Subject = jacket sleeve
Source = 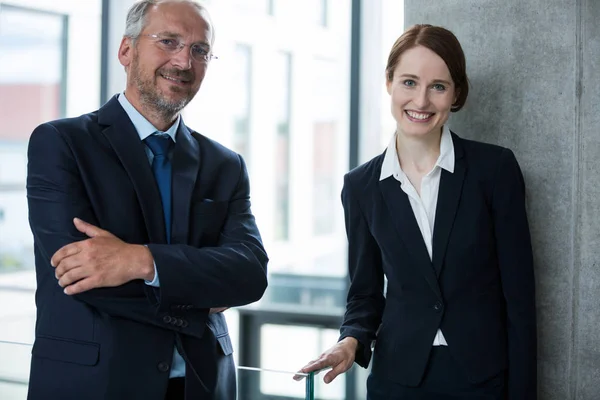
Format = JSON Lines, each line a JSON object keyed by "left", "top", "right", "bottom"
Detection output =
{"left": 492, "top": 148, "right": 537, "bottom": 399}
{"left": 26, "top": 122, "right": 207, "bottom": 339}
{"left": 338, "top": 173, "right": 386, "bottom": 368}
{"left": 147, "top": 154, "right": 269, "bottom": 312}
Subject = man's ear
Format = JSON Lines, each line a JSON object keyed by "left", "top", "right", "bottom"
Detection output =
{"left": 118, "top": 37, "right": 134, "bottom": 68}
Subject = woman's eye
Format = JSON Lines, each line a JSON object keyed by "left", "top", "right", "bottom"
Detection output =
{"left": 403, "top": 79, "right": 416, "bottom": 87}
{"left": 432, "top": 83, "right": 446, "bottom": 91}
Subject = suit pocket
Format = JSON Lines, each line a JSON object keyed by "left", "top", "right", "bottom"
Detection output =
{"left": 190, "top": 201, "right": 228, "bottom": 244}
{"left": 192, "top": 200, "right": 227, "bottom": 215}
{"left": 207, "top": 314, "right": 233, "bottom": 355}
{"left": 32, "top": 335, "right": 99, "bottom": 366}
{"left": 216, "top": 334, "right": 234, "bottom": 356}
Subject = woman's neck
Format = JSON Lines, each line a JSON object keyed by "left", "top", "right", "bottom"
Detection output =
{"left": 395, "top": 128, "right": 442, "bottom": 174}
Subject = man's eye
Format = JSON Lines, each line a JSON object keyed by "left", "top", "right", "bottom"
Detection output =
{"left": 159, "top": 39, "right": 177, "bottom": 47}
{"left": 192, "top": 46, "right": 209, "bottom": 56}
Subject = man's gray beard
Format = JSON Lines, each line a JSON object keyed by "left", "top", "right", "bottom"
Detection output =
{"left": 140, "top": 88, "right": 189, "bottom": 122}
{"left": 131, "top": 62, "right": 191, "bottom": 122}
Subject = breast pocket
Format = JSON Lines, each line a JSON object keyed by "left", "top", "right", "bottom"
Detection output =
{"left": 190, "top": 200, "right": 228, "bottom": 245}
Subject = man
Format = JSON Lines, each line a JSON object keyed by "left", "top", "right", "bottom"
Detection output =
{"left": 26, "top": 1, "right": 268, "bottom": 399}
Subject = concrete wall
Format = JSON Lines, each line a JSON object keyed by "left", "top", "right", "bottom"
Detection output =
{"left": 403, "top": 1, "right": 599, "bottom": 399}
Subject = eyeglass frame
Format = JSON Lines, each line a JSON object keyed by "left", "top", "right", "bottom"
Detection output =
{"left": 136, "top": 33, "right": 218, "bottom": 63}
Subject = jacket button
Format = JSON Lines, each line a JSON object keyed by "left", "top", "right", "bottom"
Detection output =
{"left": 433, "top": 302, "right": 443, "bottom": 312}
{"left": 181, "top": 320, "right": 189, "bottom": 328}
{"left": 185, "top": 305, "right": 193, "bottom": 310}
{"left": 175, "top": 319, "right": 184, "bottom": 327}
{"left": 157, "top": 362, "right": 170, "bottom": 372}
{"left": 163, "top": 315, "right": 172, "bottom": 324}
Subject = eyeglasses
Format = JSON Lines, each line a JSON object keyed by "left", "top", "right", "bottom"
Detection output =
{"left": 138, "top": 33, "right": 218, "bottom": 63}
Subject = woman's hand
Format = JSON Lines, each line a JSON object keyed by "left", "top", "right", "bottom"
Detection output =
{"left": 293, "top": 337, "right": 358, "bottom": 383}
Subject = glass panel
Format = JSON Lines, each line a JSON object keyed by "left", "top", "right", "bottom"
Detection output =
{"left": 260, "top": 324, "right": 345, "bottom": 399}
{"left": 237, "top": 366, "right": 315, "bottom": 400}
{"left": 0, "top": 5, "right": 64, "bottom": 279}
{"left": 0, "top": 6, "right": 64, "bottom": 136}
{"left": 232, "top": 43, "right": 252, "bottom": 162}
{"left": 379, "top": 0, "right": 406, "bottom": 149}
{"left": 272, "top": 0, "right": 328, "bottom": 26}
{"left": 0, "top": 0, "right": 102, "bottom": 348}
{"left": 186, "top": 0, "right": 351, "bottom": 314}
{"left": 312, "top": 59, "right": 338, "bottom": 236}
{"left": 0, "top": 340, "right": 31, "bottom": 400}
{"left": 0, "top": 340, "right": 317, "bottom": 400}
{"left": 273, "top": 51, "right": 292, "bottom": 241}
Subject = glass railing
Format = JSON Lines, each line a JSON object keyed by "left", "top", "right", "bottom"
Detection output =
{"left": 0, "top": 340, "right": 317, "bottom": 400}
{"left": 237, "top": 366, "right": 315, "bottom": 400}
{"left": 0, "top": 340, "right": 30, "bottom": 400}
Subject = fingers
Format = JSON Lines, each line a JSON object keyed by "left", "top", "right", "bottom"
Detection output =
{"left": 51, "top": 243, "right": 82, "bottom": 269}
{"left": 63, "top": 276, "right": 99, "bottom": 295}
{"left": 293, "top": 356, "right": 332, "bottom": 381}
{"left": 323, "top": 361, "right": 350, "bottom": 384}
{"left": 293, "top": 364, "right": 330, "bottom": 381}
{"left": 73, "top": 217, "right": 111, "bottom": 238}
{"left": 58, "top": 265, "right": 90, "bottom": 288}
{"left": 301, "top": 358, "right": 330, "bottom": 374}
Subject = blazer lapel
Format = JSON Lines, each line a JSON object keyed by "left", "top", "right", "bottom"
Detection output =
{"left": 170, "top": 122, "right": 200, "bottom": 245}
{"left": 98, "top": 96, "right": 167, "bottom": 243}
{"left": 379, "top": 177, "right": 442, "bottom": 300}
{"left": 431, "top": 133, "right": 466, "bottom": 277}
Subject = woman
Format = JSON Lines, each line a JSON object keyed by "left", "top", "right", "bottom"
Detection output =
{"left": 296, "top": 24, "right": 537, "bottom": 399}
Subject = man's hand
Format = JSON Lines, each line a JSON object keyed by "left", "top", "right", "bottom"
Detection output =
{"left": 293, "top": 337, "right": 358, "bottom": 383}
{"left": 52, "top": 218, "right": 155, "bottom": 295}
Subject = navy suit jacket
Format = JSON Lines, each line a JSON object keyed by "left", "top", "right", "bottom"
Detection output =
{"left": 339, "top": 133, "right": 537, "bottom": 399}
{"left": 26, "top": 95, "right": 268, "bottom": 400}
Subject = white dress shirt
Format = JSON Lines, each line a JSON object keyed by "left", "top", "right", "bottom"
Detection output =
{"left": 379, "top": 125, "right": 455, "bottom": 346}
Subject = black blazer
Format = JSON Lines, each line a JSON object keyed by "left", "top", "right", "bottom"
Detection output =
{"left": 26, "top": 95, "right": 268, "bottom": 400}
{"left": 339, "top": 132, "right": 536, "bottom": 399}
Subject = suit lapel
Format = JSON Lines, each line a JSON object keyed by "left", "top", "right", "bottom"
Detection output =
{"left": 170, "top": 123, "right": 200, "bottom": 245}
{"left": 98, "top": 96, "right": 167, "bottom": 243}
{"left": 379, "top": 177, "right": 442, "bottom": 300}
{"left": 431, "top": 133, "right": 466, "bottom": 277}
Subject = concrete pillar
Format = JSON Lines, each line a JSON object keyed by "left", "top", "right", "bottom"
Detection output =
{"left": 403, "top": 1, "right": 599, "bottom": 399}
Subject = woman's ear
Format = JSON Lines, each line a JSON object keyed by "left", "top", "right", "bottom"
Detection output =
{"left": 386, "top": 73, "right": 393, "bottom": 95}
{"left": 452, "top": 89, "right": 461, "bottom": 107}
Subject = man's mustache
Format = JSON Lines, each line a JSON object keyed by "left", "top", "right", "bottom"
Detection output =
{"left": 158, "top": 69, "right": 194, "bottom": 82}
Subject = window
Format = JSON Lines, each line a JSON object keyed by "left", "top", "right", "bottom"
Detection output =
{"left": 0, "top": 4, "right": 66, "bottom": 276}
{"left": 274, "top": 51, "right": 292, "bottom": 240}
{"left": 312, "top": 58, "right": 338, "bottom": 235}
{"left": 271, "top": 0, "right": 329, "bottom": 26}
{"left": 231, "top": 43, "right": 252, "bottom": 162}
{"left": 0, "top": 1, "right": 102, "bottom": 395}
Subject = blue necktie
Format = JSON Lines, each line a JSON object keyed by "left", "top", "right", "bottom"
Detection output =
{"left": 145, "top": 134, "right": 173, "bottom": 243}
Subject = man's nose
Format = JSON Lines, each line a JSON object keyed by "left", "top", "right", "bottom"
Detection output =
{"left": 170, "top": 46, "right": 193, "bottom": 70}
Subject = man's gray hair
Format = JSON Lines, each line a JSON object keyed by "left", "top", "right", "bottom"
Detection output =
{"left": 124, "top": 0, "right": 213, "bottom": 43}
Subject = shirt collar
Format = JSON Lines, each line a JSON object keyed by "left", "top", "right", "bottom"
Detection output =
{"left": 379, "top": 125, "right": 455, "bottom": 181}
{"left": 118, "top": 92, "right": 179, "bottom": 142}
